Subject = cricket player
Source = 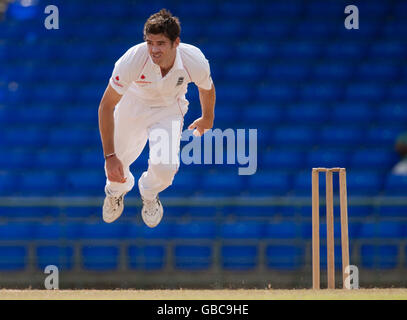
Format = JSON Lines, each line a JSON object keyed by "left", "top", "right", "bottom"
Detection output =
{"left": 98, "top": 9, "right": 216, "bottom": 227}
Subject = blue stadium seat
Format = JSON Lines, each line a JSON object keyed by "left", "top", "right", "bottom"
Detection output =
{"left": 0, "top": 223, "right": 35, "bottom": 240}
{"left": 0, "top": 171, "right": 20, "bottom": 195}
{"left": 213, "top": 104, "right": 241, "bottom": 123}
{"left": 325, "top": 43, "right": 366, "bottom": 59}
{"left": 206, "top": 21, "right": 247, "bottom": 39}
{"left": 0, "top": 206, "right": 60, "bottom": 219}
{"left": 223, "top": 62, "right": 264, "bottom": 80}
{"left": 173, "top": 221, "right": 217, "bottom": 239}
{"left": 47, "top": 127, "right": 99, "bottom": 148}
{"left": 384, "top": 174, "right": 407, "bottom": 196}
{"left": 304, "top": 0, "right": 343, "bottom": 16}
{"left": 160, "top": 206, "right": 188, "bottom": 218}
{"left": 128, "top": 246, "right": 166, "bottom": 270}
{"left": 346, "top": 84, "right": 385, "bottom": 102}
{"left": 33, "top": 84, "right": 73, "bottom": 103}
{"left": 61, "top": 106, "right": 98, "bottom": 125}
{"left": 81, "top": 150, "right": 104, "bottom": 168}
{"left": 266, "top": 245, "right": 304, "bottom": 270}
{"left": 286, "top": 103, "right": 328, "bottom": 124}
{"left": 80, "top": 222, "right": 128, "bottom": 240}
{"left": 358, "top": 63, "right": 398, "bottom": 81}
{"left": 350, "top": 149, "right": 398, "bottom": 170}
{"left": 267, "top": 64, "right": 309, "bottom": 81}
{"left": 237, "top": 42, "right": 274, "bottom": 60}
{"left": 257, "top": 84, "right": 297, "bottom": 103}
{"left": 225, "top": 206, "right": 280, "bottom": 218}
{"left": 221, "top": 221, "right": 264, "bottom": 239}
{"left": 20, "top": 171, "right": 62, "bottom": 195}
{"left": 358, "top": 222, "right": 404, "bottom": 239}
{"left": 34, "top": 222, "right": 70, "bottom": 240}
{"left": 346, "top": 172, "right": 384, "bottom": 196}
{"left": 219, "top": 1, "right": 257, "bottom": 17}
{"left": 361, "top": 245, "right": 399, "bottom": 269}
{"left": 377, "top": 104, "right": 407, "bottom": 123}
{"left": 0, "top": 127, "right": 47, "bottom": 148}
{"left": 201, "top": 172, "right": 244, "bottom": 196}
{"left": 313, "top": 63, "right": 353, "bottom": 81}
{"left": 247, "top": 171, "right": 292, "bottom": 196}
{"left": 263, "top": 2, "right": 301, "bottom": 17}
{"left": 35, "top": 150, "right": 77, "bottom": 170}
{"left": 82, "top": 246, "right": 119, "bottom": 271}
{"left": 184, "top": 206, "right": 218, "bottom": 218}
{"left": 241, "top": 105, "right": 283, "bottom": 125}
{"left": 13, "top": 105, "right": 60, "bottom": 124}
{"left": 174, "top": 245, "right": 212, "bottom": 270}
{"left": 292, "top": 171, "right": 316, "bottom": 196}
{"left": 215, "top": 84, "right": 252, "bottom": 103}
{"left": 330, "top": 103, "right": 374, "bottom": 124}
{"left": 279, "top": 42, "right": 321, "bottom": 59}
{"left": 319, "top": 127, "right": 365, "bottom": 147}
{"left": 0, "top": 246, "right": 27, "bottom": 271}
{"left": 347, "top": 205, "right": 375, "bottom": 218}
{"left": 378, "top": 206, "right": 407, "bottom": 217}
{"left": 202, "top": 44, "right": 234, "bottom": 61}
{"left": 0, "top": 148, "right": 34, "bottom": 170}
{"left": 389, "top": 84, "right": 407, "bottom": 101}
{"left": 63, "top": 206, "right": 100, "bottom": 218}
{"left": 261, "top": 150, "right": 305, "bottom": 171}
{"left": 36, "top": 246, "right": 74, "bottom": 270}
{"left": 272, "top": 126, "right": 316, "bottom": 147}
{"left": 306, "top": 150, "right": 349, "bottom": 168}
{"left": 221, "top": 245, "right": 258, "bottom": 270}
{"left": 264, "top": 222, "right": 301, "bottom": 239}
{"left": 176, "top": 3, "right": 216, "bottom": 19}
{"left": 132, "top": 222, "right": 173, "bottom": 239}
{"left": 294, "top": 21, "right": 335, "bottom": 39}
{"left": 64, "top": 170, "right": 105, "bottom": 195}
{"left": 365, "top": 126, "right": 405, "bottom": 147}
{"left": 370, "top": 41, "right": 406, "bottom": 59}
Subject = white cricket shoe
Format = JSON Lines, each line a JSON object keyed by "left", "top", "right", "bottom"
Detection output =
{"left": 141, "top": 195, "right": 163, "bottom": 228}
{"left": 103, "top": 187, "right": 126, "bottom": 223}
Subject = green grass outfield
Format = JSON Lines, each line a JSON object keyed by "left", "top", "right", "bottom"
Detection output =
{"left": 0, "top": 288, "right": 406, "bottom": 300}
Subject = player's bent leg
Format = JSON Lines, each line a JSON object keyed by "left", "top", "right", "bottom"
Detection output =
{"left": 102, "top": 167, "right": 135, "bottom": 223}
{"left": 138, "top": 162, "right": 178, "bottom": 227}
{"left": 103, "top": 186, "right": 127, "bottom": 223}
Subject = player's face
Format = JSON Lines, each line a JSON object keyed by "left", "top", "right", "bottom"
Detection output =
{"left": 145, "top": 33, "right": 179, "bottom": 67}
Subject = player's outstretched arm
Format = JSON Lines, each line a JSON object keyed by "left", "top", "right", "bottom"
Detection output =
{"left": 98, "top": 84, "right": 126, "bottom": 183}
{"left": 188, "top": 84, "right": 216, "bottom": 137}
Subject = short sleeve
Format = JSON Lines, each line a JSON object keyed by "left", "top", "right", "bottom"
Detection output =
{"left": 182, "top": 45, "right": 213, "bottom": 91}
{"left": 109, "top": 47, "right": 138, "bottom": 95}
{"left": 193, "top": 57, "right": 213, "bottom": 90}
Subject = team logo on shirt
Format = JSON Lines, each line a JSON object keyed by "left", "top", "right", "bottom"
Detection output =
{"left": 135, "top": 74, "right": 152, "bottom": 86}
{"left": 176, "top": 77, "right": 184, "bottom": 86}
{"left": 112, "top": 75, "right": 123, "bottom": 87}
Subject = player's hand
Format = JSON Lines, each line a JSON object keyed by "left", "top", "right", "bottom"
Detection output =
{"left": 106, "top": 155, "right": 127, "bottom": 183}
{"left": 188, "top": 116, "right": 213, "bottom": 137}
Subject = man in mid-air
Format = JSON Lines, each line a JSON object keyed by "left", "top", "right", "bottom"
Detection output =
{"left": 98, "top": 9, "right": 216, "bottom": 227}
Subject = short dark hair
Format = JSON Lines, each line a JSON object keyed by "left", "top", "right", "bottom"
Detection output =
{"left": 143, "top": 9, "right": 181, "bottom": 42}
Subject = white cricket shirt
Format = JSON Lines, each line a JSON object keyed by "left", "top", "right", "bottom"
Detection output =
{"left": 109, "top": 42, "right": 213, "bottom": 108}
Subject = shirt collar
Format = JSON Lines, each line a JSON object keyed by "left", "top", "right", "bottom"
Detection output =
{"left": 172, "top": 47, "right": 184, "bottom": 70}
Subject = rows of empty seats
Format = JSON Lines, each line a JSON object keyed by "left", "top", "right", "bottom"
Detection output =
{"left": 0, "top": 243, "right": 405, "bottom": 271}
{"left": 1, "top": 0, "right": 407, "bottom": 275}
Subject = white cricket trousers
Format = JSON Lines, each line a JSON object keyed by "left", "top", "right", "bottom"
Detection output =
{"left": 104, "top": 91, "right": 186, "bottom": 200}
